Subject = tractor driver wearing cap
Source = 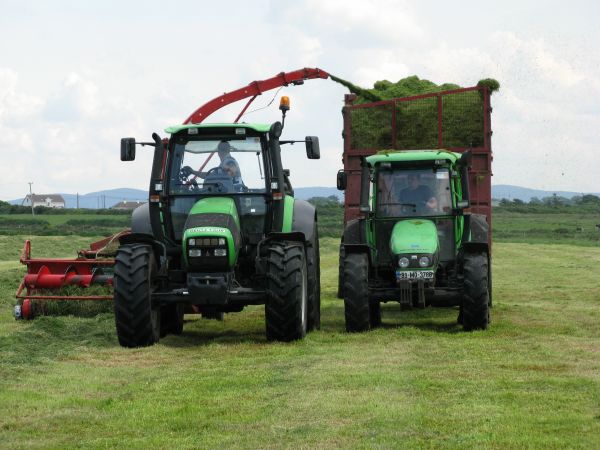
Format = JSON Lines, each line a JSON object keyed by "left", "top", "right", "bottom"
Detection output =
{"left": 182, "top": 141, "right": 244, "bottom": 189}
{"left": 399, "top": 173, "right": 438, "bottom": 212}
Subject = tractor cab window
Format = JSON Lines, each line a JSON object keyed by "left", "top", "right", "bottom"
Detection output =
{"left": 170, "top": 137, "right": 267, "bottom": 194}
{"left": 376, "top": 167, "right": 452, "bottom": 218}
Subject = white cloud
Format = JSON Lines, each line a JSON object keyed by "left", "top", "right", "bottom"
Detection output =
{"left": 42, "top": 72, "right": 102, "bottom": 121}
{"left": 0, "top": 68, "right": 43, "bottom": 121}
{"left": 304, "top": 0, "right": 423, "bottom": 43}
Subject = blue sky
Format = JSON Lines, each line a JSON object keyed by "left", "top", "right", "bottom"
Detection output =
{"left": 1, "top": 0, "right": 598, "bottom": 200}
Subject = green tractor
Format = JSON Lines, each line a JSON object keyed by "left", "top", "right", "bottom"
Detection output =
{"left": 337, "top": 149, "right": 491, "bottom": 332}
{"left": 116, "top": 101, "right": 321, "bottom": 347}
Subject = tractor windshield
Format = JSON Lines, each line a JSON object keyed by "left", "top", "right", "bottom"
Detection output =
{"left": 169, "top": 137, "right": 266, "bottom": 194}
{"left": 376, "top": 167, "right": 453, "bottom": 218}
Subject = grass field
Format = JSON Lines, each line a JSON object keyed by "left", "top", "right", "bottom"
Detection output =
{"left": 0, "top": 214, "right": 129, "bottom": 236}
{"left": 493, "top": 210, "right": 600, "bottom": 246}
{"left": 0, "top": 235, "right": 599, "bottom": 448}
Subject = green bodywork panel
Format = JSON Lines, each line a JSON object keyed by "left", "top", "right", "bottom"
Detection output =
{"left": 390, "top": 220, "right": 439, "bottom": 255}
{"left": 182, "top": 197, "right": 240, "bottom": 267}
{"left": 165, "top": 123, "right": 271, "bottom": 134}
{"left": 282, "top": 196, "right": 294, "bottom": 232}
{"left": 366, "top": 149, "right": 460, "bottom": 166}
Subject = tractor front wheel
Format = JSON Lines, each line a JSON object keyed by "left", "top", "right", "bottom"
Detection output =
{"left": 462, "top": 252, "right": 490, "bottom": 331}
{"left": 343, "top": 252, "right": 370, "bottom": 332}
{"left": 114, "top": 244, "right": 161, "bottom": 347}
{"left": 265, "top": 242, "right": 309, "bottom": 341}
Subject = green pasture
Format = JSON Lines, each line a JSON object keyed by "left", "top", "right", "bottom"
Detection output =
{"left": 494, "top": 210, "right": 600, "bottom": 246}
{"left": 0, "top": 214, "right": 129, "bottom": 236}
{"left": 0, "top": 234, "right": 599, "bottom": 448}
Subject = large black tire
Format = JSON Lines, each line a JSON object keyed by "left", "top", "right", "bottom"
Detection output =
{"left": 306, "top": 226, "right": 321, "bottom": 331}
{"left": 462, "top": 252, "right": 490, "bottom": 331}
{"left": 265, "top": 242, "right": 309, "bottom": 341}
{"left": 114, "top": 244, "right": 160, "bottom": 347}
{"left": 343, "top": 253, "right": 370, "bottom": 332}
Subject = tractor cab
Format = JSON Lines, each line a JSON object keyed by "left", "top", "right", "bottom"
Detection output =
{"left": 367, "top": 151, "right": 466, "bottom": 280}
{"left": 164, "top": 124, "right": 272, "bottom": 246}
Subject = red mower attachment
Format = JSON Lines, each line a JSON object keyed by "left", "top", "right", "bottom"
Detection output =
{"left": 14, "top": 232, "right": 129, "bottom": 319}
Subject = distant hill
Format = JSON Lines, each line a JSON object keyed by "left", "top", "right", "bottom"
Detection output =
{"left": 9, "top": 187, "right": 344, "bottom": 208}
{"left": 8, "top": 185, "right": 598, "bottom": 208}
{"left": 9, "top": 188, "right": 148, "bottom": 209}
{"left": 491, "top": 185, "right": 600, "bottom": 202}
{"left": 294, "top": 187, "right": 343, "bottom": 201}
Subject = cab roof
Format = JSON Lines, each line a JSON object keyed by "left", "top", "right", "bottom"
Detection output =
{"left": 164, "top": 123, "right": 271, "bottom": 134}
{"left": 366, "top": 149, "right": 461, "bottom": 166}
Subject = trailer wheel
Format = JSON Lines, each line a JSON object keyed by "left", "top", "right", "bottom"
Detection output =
{"left": 306, "top": 225, "right": 321, "bottom": 331}
{"left": 462, "top": 252, "right": 490, "bottom": 331}
{"left": 114, "top": 244, "right": 160, "bottom": 347}
{"left": 343, "top": 252, "right": 370, "bottom": 332}
{"left": 265, "top": 242, "right": 308, "bottom": 341}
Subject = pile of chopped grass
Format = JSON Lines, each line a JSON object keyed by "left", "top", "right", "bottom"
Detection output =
{"left": 331, "top": 74, "right": 500, "bottom": 150}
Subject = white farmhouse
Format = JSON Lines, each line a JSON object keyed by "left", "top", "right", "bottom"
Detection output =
{"left": 22, "top": 194, "right": 66, "bottom": 208}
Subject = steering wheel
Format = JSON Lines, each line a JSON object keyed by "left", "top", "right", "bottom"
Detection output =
{"left": 179, "top": 167, "right": 198, "bottom": 190}
{"left": 205, "top": 167, "right": 222, "bottom": 177}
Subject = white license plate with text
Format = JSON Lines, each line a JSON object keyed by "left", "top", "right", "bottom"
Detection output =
{"left": 396, "top": 270, "right": 434, "bottom": 280}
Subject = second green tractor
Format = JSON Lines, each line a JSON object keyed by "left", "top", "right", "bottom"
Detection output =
{"left": 337, "top": 149, "right": 491, "bottom": 332}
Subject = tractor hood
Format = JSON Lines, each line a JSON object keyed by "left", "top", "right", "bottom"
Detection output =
{"left": 182, "top": 197, "right": 241, "bottom": 270}
{"left": 390, "top": 219, "right": 439, "bottom": 255}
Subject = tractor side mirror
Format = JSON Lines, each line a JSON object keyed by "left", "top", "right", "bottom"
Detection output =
{"left": 305, "top": 136, "right": 320, "bottom": 159}
{"left": 121, "top": 138, "right": 136, "bottom": 161}
{"left": 337, "top": 170, "right": 347, "bottom": 190}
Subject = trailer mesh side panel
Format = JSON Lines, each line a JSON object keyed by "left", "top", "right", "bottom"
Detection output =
{"left": 395, "top": 97, "right": 438, "bottom": 149}
{"left": 442, "top": 90, "right": 484, "bottom": 148}
{"left": 349, "top": 105, "right": 393, "bottom": 150}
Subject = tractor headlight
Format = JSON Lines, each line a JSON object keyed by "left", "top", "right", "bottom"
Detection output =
{"left": 187, "top": 236, "right": 228, "bottom": 257}
{"left": 398, "top": 257, "right": 410, "bottom": 268}
{"left": 418, "top": 256, "right": 430, "bottom": 267}
{"left": 214, "top": 248, "right": 227, "bottom": 257}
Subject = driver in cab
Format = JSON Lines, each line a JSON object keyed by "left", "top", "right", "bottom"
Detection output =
{"left": 182, "top": 141, "right": 244, "bottom": 190}
{"left": 399, "top": 173, "right": 438, "bottom": 212}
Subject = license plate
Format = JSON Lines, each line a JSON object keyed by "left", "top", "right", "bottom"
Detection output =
{"left": 396, "top": 270, "right": 434, "bottom": 280}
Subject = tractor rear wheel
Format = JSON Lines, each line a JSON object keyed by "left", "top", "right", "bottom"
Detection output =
{"left": 343, "top": 252, "right": 370, "bottom": 332}
{"left": 462, "top": 252, "right": 490, "bottom": 331}
{"left": 114, "top": 244, "right": 160, "bottom": 347}
{"left": 307, "top": 226, "right": 321, "bottom": 331}
{"left": 265, "top": 242, "right": 308, "bottom": 341}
